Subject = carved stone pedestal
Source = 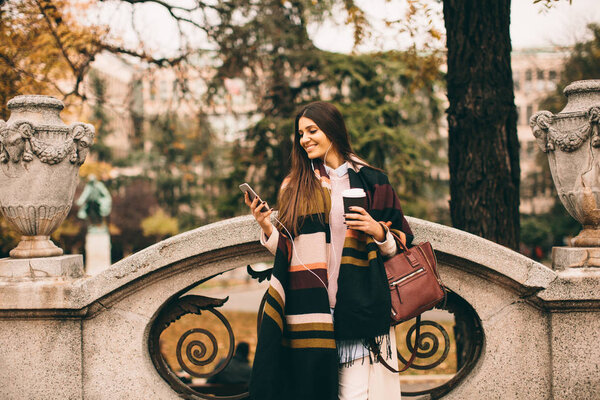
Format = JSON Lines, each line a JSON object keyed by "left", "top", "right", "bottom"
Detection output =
{"left": 552, "top": 246, "right": 600, "bottom": 270}
{"left": 0, "top": 255, "right": 84, "bottom": 280}
{"left": 9, "top": 235, "right": 63, "bottom": 258}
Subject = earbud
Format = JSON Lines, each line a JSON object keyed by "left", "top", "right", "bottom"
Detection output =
{"left": 324, "top": 143, "right": 333, "bottom": 168}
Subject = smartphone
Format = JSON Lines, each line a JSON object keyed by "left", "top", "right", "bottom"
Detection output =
{"left": 239, "top": 183, "right": 269, "bottom": 212}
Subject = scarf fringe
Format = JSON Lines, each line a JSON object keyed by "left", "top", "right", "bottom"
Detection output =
{"left": 338, "top": 332, "right": 392, "bottom": 368}
{"left": 363, "top": 332, "right": 393, "bottom": 363}
{"left": 337, "top": 339, "right": 364, "bottom": 367}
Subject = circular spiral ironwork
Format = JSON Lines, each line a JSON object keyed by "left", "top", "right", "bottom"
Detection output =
{"left": 397, "top": 320, "right": 451, "bottom": 370}
{"left": 149, "top": 279, "right": 484, "bottom": 400}
{"left": 149, "top": 294, "right": 249, "bottom": 399}
{"left": 176, "top": 328, "right": 219, "bottom": 374}
{"left": 175, "top": 308, "right": 236, "bottom": 379}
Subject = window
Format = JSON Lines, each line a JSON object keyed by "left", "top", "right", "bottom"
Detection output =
{"left": 525, "top": 69, "right": 532, "bottom": 81}
{"left": 537, "top": 69, "right": 544, "bottom": 80}
{"left": 160, "top": 80, "right": 168, "bottom": 101}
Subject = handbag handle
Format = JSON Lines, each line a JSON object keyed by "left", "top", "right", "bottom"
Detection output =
{"left": 370, "top": 315, "right": 421, "bottom": 373}
{"left": 386, "top": 227, "right": 410, "bottom": 253}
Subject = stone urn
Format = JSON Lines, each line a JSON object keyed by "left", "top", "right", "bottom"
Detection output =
{"left": 530, "top": 80, "right": 600, "bottom": 247}
{"left": 0, "top": 95, "right": 94, "bottom": 258}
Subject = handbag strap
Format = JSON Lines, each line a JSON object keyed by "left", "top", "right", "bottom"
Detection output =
{"left": 370, "top": 315, "right": 421, "bottom": 374}
{"left": 387, "top": 227, "right": 410, "bottom": 253}
{"left": 375, "top": 226, "right": 444, "bottom": 372}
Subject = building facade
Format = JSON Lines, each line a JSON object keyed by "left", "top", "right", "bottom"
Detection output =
{"left": 512, "top": 48, "right": 568, "bottom": 214}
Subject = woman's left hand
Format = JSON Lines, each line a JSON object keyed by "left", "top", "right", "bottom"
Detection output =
{"left": 345, "top": 206, "right": 386, "bottom": 241}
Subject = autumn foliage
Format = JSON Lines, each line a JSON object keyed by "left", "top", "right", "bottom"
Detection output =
{"left": 0, "top": 0, "right": 109, "bottom": 116}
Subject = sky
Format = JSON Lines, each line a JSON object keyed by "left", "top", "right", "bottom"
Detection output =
{"left": 309, "top": 0, "right": 600, "bottom": 53}
{"left": 510, "top": 0, "right": 600, "bottom": 49}
{"left": 96, "top": 0, "right": 600, "bottom": 57}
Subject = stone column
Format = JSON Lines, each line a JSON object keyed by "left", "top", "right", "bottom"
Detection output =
{"left": 531, "top": 81, "right": 600, "bottom": 397}
{"left": 0, "top": 95, "right": 93, "bottom": 399}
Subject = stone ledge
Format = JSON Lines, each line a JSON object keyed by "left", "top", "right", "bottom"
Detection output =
{"left": 0, "top": 216, "right": 560, "bottom": 311}
{"left": 0, "top": 278, "right": 85, "bottom": 310}
{"left": 537, "top": 267, "right": 600, "bottom": 307}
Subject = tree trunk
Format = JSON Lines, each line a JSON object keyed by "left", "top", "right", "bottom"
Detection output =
{"left": 443, "top": 0, "right": 520, "bottom": 249}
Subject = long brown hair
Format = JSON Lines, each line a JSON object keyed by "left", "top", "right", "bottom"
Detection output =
{"left": 277, "top": 101, "right": 370, "bottom": 235}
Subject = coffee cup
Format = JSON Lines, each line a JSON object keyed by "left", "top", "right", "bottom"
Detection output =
{"left": 342, "top": 188, "right": 367, "bottom": 215}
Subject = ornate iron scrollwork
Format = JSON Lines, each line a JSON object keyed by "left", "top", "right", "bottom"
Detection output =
{"left": 149, "top": 294, "right": 249, "bottom": 400}
{"left": 151, "top": 286, "right": 482, "bottom": 399}
{"left": 399, "top": 290, "right": 484, "bottom": 398}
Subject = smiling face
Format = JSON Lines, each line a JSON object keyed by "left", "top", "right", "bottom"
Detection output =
{"left": 298, "top": 116, "right": 335, "bottom": 160}
{"left": 280, "top": 102, "right": 353, "bottom": 234}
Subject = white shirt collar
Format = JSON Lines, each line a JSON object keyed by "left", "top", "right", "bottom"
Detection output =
{"left": 324, "top": 161, "right": 349, "bottom": 178}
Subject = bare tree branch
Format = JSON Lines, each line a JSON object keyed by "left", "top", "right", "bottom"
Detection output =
{"left": 99, "top": 0, "right": 218, "bottom": 31}
{"left": 97, "top": 42, "right": 200, "bottom": 67}
{"left": 96, "top": 0, "right": 219, "bottom": 68}
{"left": 35, "top": 0, "right": 79, "bottom": 75}
{"left": 533, "top": 0, "right": 573, "bottom": 7}
{"left": 32, "top": 0, "right": 100, "bottom": 100}
{"left": 102, "top": 0, "right": 207, "bottom": 13}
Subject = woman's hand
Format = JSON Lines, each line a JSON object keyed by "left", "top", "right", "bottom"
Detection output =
{"left": 344, "top": 206, "right": 385, "bottom": 241}
{"left": 244, "top": 192, "right": 274, "bottom": 237}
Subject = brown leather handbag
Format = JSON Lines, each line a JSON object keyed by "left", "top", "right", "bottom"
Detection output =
{"left": 386, "top": 233, "right": 445, "bottom": 325}
{"left": 372, "top": 231, "right": 446, "bottom": 373}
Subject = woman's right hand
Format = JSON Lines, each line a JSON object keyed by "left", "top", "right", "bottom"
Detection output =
{"left": 244, "top": 192, "right": 274, "bottom": 237}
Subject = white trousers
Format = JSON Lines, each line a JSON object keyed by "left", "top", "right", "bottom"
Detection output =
{"left": 338, "top": 327, "right": 402, "bottom": 400}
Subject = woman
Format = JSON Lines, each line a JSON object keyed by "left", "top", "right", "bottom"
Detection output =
{"left": 245, "top": 101, "right": 413, "bottom": 400}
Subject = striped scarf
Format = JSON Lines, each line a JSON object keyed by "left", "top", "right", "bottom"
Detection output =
{"left": 249, "top": 159, "right": 413, "bottom": 400}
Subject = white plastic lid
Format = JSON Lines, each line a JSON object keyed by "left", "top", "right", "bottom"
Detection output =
{"left": 342, "top": 188, "right": 366, "bottom": 198}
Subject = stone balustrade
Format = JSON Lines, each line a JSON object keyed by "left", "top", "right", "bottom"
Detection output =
{"left": 0, "top": 215, "right": 598, "bottom": 399}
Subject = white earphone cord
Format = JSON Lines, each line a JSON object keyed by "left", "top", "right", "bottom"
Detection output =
{"left": 322, "top": 142, "right": 337, "bottom": 287}
{"left": 273, "top": 216, "right": 329, "bottom": 290}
